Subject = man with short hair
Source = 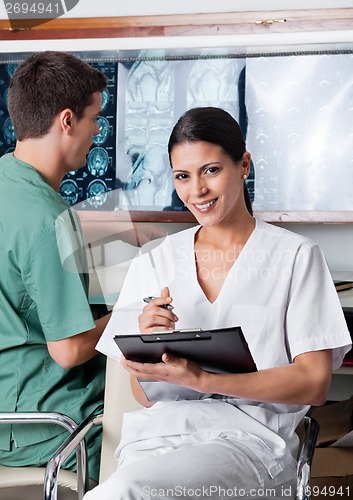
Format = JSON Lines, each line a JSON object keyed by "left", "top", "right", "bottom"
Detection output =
{"left": 0, "top": 51, "right": 111, "bottom": 481}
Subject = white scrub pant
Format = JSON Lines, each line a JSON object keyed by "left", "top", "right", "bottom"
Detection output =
{"left": 83, "top": 434, "right": 297, "bottom": 500}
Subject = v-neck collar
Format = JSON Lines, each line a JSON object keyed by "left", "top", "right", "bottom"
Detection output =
{"left": 189, "top": 220, "right": 258, "bottom": 306}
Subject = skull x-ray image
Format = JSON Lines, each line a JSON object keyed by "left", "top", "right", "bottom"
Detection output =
{"left": 59, "top": 179, "right": 80, "bottom": 206}
{"left": 87, "top": 147, "right": 109, "bottom": 177}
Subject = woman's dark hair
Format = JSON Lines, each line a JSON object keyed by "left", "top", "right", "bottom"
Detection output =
{"left": 8, "top": 51, "right": 107, "bottom": 141}
{"left": 168, "top": 107, "right": 252, "bottom": 215}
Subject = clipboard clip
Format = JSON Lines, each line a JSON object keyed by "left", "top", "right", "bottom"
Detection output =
{"left": 142, "top": 330, "right": 210, "bottom": 343}
{"left": 150, "top": 328, "right": 203, "bottom": 334}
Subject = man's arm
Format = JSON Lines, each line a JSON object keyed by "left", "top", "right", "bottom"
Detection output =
{"left": 47, "top": 313, "right": 111, "bottom": 369}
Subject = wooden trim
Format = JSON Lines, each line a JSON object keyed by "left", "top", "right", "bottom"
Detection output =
{"left": 1, "top": 8, "right": 353, "bottom": 40}
{"left": 77, "top": 210, "right": 353, "bottom": 224}
{"left": 254, "top": 211, "right": 353, "bottom": 224}
{"left": 78, "top": 210, "right": 197, "bottom": 224}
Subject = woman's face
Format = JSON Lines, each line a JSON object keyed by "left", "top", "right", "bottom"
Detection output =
{"left": 171, "top": 140, "right": 250, "bottom": 228}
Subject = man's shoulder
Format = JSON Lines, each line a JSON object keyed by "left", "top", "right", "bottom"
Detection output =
{"left": 1, "top": 155, "right": 68, "bottom": 215}
{"left": 0, "top": 155, "right": 70, "bottom": 243}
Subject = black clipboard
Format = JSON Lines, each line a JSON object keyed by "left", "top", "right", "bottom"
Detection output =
{"left": 114, "top": 326, "right": 257, "bottom": 374}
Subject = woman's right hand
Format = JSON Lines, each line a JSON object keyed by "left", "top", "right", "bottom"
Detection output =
{"left": 138, "top": 287, "right": 179, "bottom": 333}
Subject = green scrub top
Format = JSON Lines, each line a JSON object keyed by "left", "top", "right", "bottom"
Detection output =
{"left": 0, "top": 154, "right": 105, "bottom": 451}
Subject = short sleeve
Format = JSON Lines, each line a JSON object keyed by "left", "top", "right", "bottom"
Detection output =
{"left": 23, "top": 224, "right": 95, "bottom": 342}
{"left": 286, "top": 242, "right": 351, "bottom": 370}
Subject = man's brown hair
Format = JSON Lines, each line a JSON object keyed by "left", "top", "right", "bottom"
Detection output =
{"left": 8, "top": 51, "right": 107, "bottom": 141}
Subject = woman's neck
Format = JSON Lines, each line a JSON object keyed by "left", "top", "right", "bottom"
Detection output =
{"left": 195, "top": 213, "right": 255, "bottom": 250}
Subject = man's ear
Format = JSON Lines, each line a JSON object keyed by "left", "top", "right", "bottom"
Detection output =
{"left": 59, "top": 109, "right": 74, "bottom": 133}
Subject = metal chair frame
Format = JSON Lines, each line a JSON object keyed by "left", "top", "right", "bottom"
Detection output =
{"left": 296, "top": 415, "right": 320, "bottom": 500}
{"left": 44, "top": 411, "right": 319, "bottom": 500}
{"left": 0, "top": 410, "right": 92, "bottom": 500}
{"left": 44, "top": 406, "right": 103, "bottom": 500}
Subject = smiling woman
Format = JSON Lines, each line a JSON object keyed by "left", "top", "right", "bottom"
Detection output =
{"left": 90, "top": 106, "right": 351, "bottom": 500}
{"left": 169, "top": 107, "right": 253, "bottom": 227}
{"left": 168, "top": 108, "right": 255, "bottom": 302}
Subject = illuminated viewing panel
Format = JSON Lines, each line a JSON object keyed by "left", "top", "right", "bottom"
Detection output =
{"left": 1, "top": 45, "right": 353, "bottom": 218}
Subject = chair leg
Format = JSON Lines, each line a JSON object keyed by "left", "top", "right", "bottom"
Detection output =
{"left": 44, "top": 438, "right": 88, "bottom": 500}
{"left": 44, "top": 407, "right": 103, "bottom": 500}
{"left": 296, "top": 415, "right": 319, "bottom": 500}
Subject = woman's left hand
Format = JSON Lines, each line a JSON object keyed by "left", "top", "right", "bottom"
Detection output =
{"left": 122, "top": 354, "right": 205, "bottom": 390}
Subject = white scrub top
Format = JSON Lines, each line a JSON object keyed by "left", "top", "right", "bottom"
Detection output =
{"left": 97, "top": 219, "right": 351, "bottom": 478}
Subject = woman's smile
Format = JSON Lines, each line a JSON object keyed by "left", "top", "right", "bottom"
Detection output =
{"left": 193, "top": 198, "right": 218, "bottom": 212}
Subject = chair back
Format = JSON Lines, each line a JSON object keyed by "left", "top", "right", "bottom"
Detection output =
{"left": 99, "top": 357, "right": 142, "bottom": 483}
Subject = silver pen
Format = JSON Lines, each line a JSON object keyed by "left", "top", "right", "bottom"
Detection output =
{"left": 143, "top": 296, "right": 174, "bottom": 310}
